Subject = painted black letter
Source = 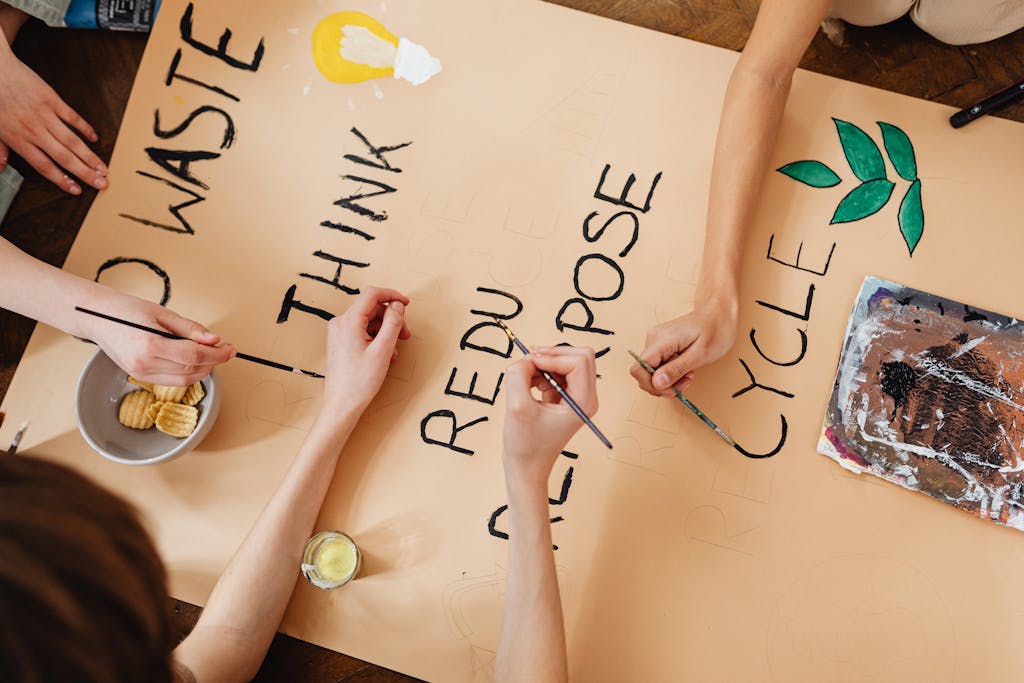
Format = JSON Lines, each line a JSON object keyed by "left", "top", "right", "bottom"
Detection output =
{"left": 94, "top": 257, "right": 171, "bottom": 306}
{"left": 420, "top": 410, "right": 488, "bottom": 456}
{"left": 594, "top": 164, "right": 662, "bottom": 213}
{"left": 179, "top": 3, "right": 264, "bottom": 71}
{"left": 277, "top": 284, "right": 334, "bottom": 323}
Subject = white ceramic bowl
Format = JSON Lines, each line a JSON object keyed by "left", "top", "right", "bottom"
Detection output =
{"left": 75, "top": 349, "right": 221, "bottom": 465}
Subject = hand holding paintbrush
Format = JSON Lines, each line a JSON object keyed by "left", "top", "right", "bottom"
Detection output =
{"left": 628, "top": 350, "right": 735, "bottom": 447}
{"left": 494, "top": 318, "right": 611, "bottom": 450}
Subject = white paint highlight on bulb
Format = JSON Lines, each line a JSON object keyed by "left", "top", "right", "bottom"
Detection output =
{"left": 394, "top": 38, "right": 442, "bottom": 85}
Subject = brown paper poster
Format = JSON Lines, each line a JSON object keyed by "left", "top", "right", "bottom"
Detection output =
{"left": 4, "top": 1, "right": 1024, "bottom": 680}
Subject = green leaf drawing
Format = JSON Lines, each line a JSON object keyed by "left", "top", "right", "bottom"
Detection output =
{"left": 878, "top": 122, "right": 917, "bottom": 181}
{"left": 776, "top": 160, "right": 842, "bottom": 188}
{"left": 830, "top": 178, "right": 895, "bottom": 224}
{"left": 833, "top": 118, "right": 886, "bottom": 182}
{"left": 898, "top": 178, "right": 924, "bottom": 255}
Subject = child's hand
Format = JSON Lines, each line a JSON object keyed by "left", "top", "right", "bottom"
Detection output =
{"left": 87, "top": 292, "right": 236, "bottom": 386}
{"left": 0, "top": 44, "right": 107, "bottom": 195}
{"left": 502, "top": 346, "right": 598, "bottom": 492}
{"left": 630, "top": 301, "right": 737, "bottom": 397}
{"left": 322, "top": 287, "right": 411, "bottom": 416}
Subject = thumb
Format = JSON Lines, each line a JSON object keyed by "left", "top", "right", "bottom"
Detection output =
{"left": 370, "top": 301, "right": 406, "bottom": 355}
{"left": 652, "top": 349, "right": 700, "bottom": 391}
{"left": 156, "top": 309, "right": 221, "bottom": 346}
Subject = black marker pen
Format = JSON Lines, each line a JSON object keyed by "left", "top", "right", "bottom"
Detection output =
{"left": 950, "top": 78, "right": 1024, "bottom": 129}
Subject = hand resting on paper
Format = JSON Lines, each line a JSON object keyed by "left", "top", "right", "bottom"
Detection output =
{"left": 495, "top": 345, "right": 599, "bottom": 683}
{"left": 630, "top": 296, "right": 737, "bottom": 398}
{"left": 320, "top": 286, "right": 412, "bottom": 419}
{"left": 0, "top": 6, "right": 108, "bottom": 195}
{"left": 0, "top": 237, "right": 234, "bottom": 385}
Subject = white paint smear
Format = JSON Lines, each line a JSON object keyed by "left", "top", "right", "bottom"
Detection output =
{"left": 394, "top": 37, "right": 442, "bottom": 85}
{"left": 949, "top": 335, "right": 986, "bottom": 359}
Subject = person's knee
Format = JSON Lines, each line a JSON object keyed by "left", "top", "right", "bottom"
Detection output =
{"left": 828, "top": 0, "right": 915, "bottom": 28}
{"left": 910, "top": 1, "right": 1024, "bottom": 45}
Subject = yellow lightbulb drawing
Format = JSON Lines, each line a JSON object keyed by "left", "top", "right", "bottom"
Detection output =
{"left": 312, "top": 11, "right": 442, "bottom": 86}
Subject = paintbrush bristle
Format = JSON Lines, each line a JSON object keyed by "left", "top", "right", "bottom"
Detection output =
{"left": 492, "top": 317, "right": 515, "bottom": 339}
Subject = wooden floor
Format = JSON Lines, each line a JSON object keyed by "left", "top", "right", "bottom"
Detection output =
{"left": 1, "top": 2, "right": 1022, "bottom": 681}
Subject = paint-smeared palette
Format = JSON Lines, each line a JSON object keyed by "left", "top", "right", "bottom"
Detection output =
{"left": 820, "top": 277, "right": 1024, "bottom": 530}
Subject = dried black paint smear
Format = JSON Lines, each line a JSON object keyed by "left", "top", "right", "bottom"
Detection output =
{"left": 880, "top": 361, "right": 917, "bottom": 416}
{"left": 963, "top": 305, "right": 988, "bottom": 323}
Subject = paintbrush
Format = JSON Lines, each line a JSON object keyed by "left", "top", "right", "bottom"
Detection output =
{"left": 75, "top": 306, "right": 325, "bottom": 379}
{"left": 628, "top": 350, "right": 735, "bottom": 447}
{"left": 492, "top": 318, "right": 612, "bottom": 450}
{"left": 7, "top": 419, "right": 29, "bottom": 456}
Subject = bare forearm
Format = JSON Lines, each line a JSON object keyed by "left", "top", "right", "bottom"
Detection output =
{"left": 177, "top": 410, "right": 362, "bottom": 682}
{"left": 696, "top": 0, "right": 830, "bottom": 306}
{"left": 698, "top": 62, "right": 791, "bottom": 305}
{"left": 0, "top": 237, "right": 112, "bottom": 338}
{"left": 495, "top": 481, "right": 568, "bottom": 683}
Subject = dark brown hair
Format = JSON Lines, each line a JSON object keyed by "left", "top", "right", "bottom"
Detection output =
{"left": 0, "top": 455, "right": 174, "bottom": 683}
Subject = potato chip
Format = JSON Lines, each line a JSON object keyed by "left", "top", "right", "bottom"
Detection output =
{"left": 127, "top": 376, "right": 154, "bottom": 392}
{"left": 145, "top": 401, "right": 165, "bottom": 423}
{"left": 152, "top": 384, "right": 188, "bottom": 403}
{"left": 118, "top": 390, "right": 157, "bottom": 430}
{"left": 182, "top": 381, "right": 205, "bottom": 407}
{"left": 154, "top": 403, "right": 199, "bottom": 438}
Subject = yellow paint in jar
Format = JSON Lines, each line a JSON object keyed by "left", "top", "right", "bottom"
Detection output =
{"left": 301, "top": 531, "right": 361, "bottom": 589}
{"left": 317, "top": 539, "right": 357, "bottom": 580}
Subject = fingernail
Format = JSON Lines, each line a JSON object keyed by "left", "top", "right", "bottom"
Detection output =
{"left": 94, "top": 176, "right": 108, "bottom": 189}
{"left": 391, "top": 301, "right": 405, "bottom": 314}
{"left": 68, "top": 183, "right": 81, "bottom": 195}
{"left": 96, "top": 163, "right": 107, "bottom": 174}
{"left": 655, "top": 372, "right": 670, "bottom": 389}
